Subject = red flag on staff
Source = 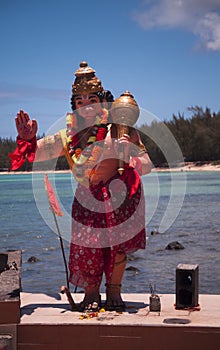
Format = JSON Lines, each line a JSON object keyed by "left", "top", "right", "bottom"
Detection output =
{"left": 44, "top": 174, "right": 63, "bottom": 216}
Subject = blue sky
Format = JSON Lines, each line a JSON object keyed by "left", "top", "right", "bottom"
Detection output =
{"left": 1, "top": 0, "right": 220, "bottom": 138}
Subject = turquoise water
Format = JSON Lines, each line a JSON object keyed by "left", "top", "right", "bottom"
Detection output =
{"left": 0, "top": 171, "right": 219, "bottom": 295}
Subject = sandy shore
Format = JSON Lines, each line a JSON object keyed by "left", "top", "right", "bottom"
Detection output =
{"left": 152, "top": 162, "right": 220, "bottom": 172}
{"left": 0, "top": 170, "right": 72, "bottom": 175}
{"left": 1, "top": 162, "right": 220, "bottom": 175}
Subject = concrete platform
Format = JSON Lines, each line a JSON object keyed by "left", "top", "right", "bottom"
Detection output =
{"left": 20, "top": 292, "right": 220, "bottom": 326}
{"left": 18, "top": 292, "right": 220, "bottom": 350}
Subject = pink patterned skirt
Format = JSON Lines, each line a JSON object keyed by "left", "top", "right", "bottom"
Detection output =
{"left": 68, "top": 165, "right": 146, "bottom": 288}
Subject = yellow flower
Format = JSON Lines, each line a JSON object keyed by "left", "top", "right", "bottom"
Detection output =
{"left": 88, "top": 136, "right": 96, "bottom": 143}
{"left": 67, "top": 136, "right": 72, "bottom": 144}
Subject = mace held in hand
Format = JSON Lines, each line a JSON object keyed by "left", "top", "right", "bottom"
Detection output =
{"left": 110, "top": 90, "right": 140, "bottom": 175}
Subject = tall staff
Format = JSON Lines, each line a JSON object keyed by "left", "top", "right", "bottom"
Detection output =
{"left": 44, "top": 174, "right": 77, "bottom": 311}
{"left": 110, "top": 91, "right": 140, "bottom": 174}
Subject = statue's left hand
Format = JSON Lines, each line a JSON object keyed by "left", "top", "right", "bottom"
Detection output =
{"left": 15, "top": 110, "right": 38, "bottom": 141}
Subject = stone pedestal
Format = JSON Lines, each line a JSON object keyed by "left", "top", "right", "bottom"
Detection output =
{"left": 0, "top": 250, "right": 21, "bottom": 325}
{"left": 176, "top": 263, "right": 199, "bottom": 309}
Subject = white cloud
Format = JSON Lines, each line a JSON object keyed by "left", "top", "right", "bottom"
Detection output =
{"left": 133, "top": 0, "right": 220, "bottom": 51}
{"left": 196, "top": 12, "right": 220, "bottom": 50}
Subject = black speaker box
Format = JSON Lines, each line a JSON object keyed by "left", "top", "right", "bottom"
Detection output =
{"left": 176, "top": 263, "right": 199, "bottom": 309}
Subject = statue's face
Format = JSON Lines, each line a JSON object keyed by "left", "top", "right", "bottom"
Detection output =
{"left": 75, "top": 93, "right": 102, "bottom": 126}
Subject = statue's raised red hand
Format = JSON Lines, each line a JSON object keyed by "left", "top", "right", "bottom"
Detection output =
{"left": 15, "top": 110, "right": 38, "bottom": 141}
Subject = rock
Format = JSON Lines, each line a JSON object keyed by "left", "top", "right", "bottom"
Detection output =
{"left": 125, "top": 266, "right": 140, "bottom": 273}
{"left": 165, "top": 241, "right": 185, "bottom": 250}
{"left": 151, "top": 230, "right": 160, "bottom": 235}
{"left": 127, "top": 254, "right": 140, "bottom": 262}
{"left": 27, "top": 256, "right": 40, "bottom": 263}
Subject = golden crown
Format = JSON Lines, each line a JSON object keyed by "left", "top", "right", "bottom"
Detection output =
{"left": 72, "top": 61, "right": 103, "bottom": 95}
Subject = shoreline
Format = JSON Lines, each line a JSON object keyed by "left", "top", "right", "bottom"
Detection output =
{"left": 1, "top": 162, "right": 220, "bottom": 175}
{"left": 152, "top": 162, "right": 220, "bottom": 172}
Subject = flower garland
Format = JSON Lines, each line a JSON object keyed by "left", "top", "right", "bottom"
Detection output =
{"left": 65, "top": 112, "right": 80, "bottom": 158}
{"left": 66, "top": 109, "right": 108, "bottom": 184}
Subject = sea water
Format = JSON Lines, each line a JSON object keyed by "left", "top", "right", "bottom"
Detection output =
{"left": 0, "top": 171, "right": 219, "bottom": 295}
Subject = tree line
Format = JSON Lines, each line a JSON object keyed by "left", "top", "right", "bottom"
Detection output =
{"left": 139, "top": 106, "right": 220, "bottom": 166}
{"left": 1, "top": 106, "right": 220, "bottom": 171}
{"left": 0, "top": 136, "right": 68, "bottom": 171}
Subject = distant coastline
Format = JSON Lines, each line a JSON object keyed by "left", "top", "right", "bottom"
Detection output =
{"left": 1, "top": 162, "right": 220, "bottom": 175}
{"left": 152, "top": 161, "right": 220, "bottom": 172}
